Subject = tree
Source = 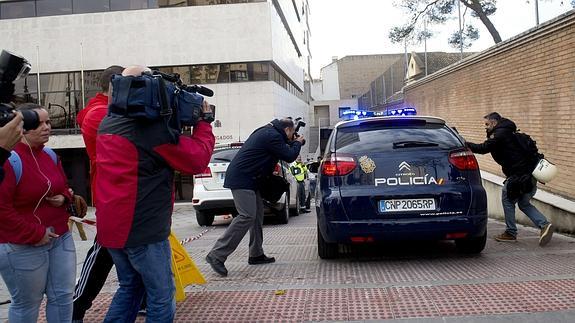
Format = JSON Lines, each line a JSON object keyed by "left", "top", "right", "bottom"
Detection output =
{"left": 389, "top": 0, "right": 500, "bottom": 49}
{"left": 391, "top": 0, "right": 575, "bottom": 48}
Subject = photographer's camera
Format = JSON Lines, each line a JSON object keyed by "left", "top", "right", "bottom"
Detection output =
{"left": 0, "top": 50, "right": 39, "bottom": 130}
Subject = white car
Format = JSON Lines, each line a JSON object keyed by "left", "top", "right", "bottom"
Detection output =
{"left": 192, "top": 142, "right": 305, "bottom": 226}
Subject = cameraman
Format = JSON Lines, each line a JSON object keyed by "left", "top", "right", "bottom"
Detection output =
{"left": 206, "top": 118, "right": 304, "bottom": 277}
{"left": 0, "top": 111, "right": 23, "bottom": 185}
{"left": 95, "top": 66, "right": 215, "bottom": 322}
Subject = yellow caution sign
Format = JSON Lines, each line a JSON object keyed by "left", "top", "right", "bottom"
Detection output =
{"left": 169, "top": 232, "right": 206, "bottom": 301}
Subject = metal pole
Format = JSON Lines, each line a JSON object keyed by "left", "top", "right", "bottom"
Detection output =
{"left": 80, "top": 42, "right": 85, "bottom": 109}
{"left": 424, "top": 19, "right": 428, "bottom": 76}
{"left": 36, "top": 46, "right": 41, "bottom": 106}
{"left": 457, "top": 0, "right": 463, "bottom": 59}
{"left": 404, "top": 39, "right": 408, "bottom": 77}
{"left": 535, "top": 0, "right": 540, "bottom": 25}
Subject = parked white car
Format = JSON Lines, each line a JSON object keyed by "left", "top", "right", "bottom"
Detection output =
{"left": 192, "top": 142, "right": 304, "bottom": 226}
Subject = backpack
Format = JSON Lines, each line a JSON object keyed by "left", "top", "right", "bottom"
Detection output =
{"left": 514, "top": 131, "right": 544, "bottom": 165}
{"left": 8, "top": 147, "right": 58, "bottom": 185}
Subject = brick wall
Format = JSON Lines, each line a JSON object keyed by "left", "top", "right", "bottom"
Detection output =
{"left": 404, "top": 11, "right": 575, "bottom": 200}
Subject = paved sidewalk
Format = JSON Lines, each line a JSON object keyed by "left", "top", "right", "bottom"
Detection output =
{"left": 2, "top": 204, "right": 575, "bottom": 322}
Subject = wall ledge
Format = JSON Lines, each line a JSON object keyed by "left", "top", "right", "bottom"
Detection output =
{"left": 481, "top": 170, "right": 575, "bottom": 214}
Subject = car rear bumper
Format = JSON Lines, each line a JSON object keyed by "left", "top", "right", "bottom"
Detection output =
{"left": 319, "top": 215, "right": 487, "bottom": 243}
{"left": 192, "top": 185, "right": 235, "bottom": 211}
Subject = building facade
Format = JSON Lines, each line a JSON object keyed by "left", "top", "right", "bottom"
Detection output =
{"left": 0, "top": 0, "right": 312, "bottom": 200}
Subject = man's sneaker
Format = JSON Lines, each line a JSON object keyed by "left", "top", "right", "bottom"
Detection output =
{"left": 248, "top": 254, "right": 276, "bottom": 265}
{"left": 206, "top": 253, "right": 228, "bottom": 276}
{"left": 495, "top": 232, "right": 517, "bottom": 242}
{"left": 539, "top": 223, "right": 554, "bottom": 247}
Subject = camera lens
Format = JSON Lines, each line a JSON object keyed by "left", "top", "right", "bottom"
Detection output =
{"left": 21, "top": 109, "right": 39, "bottom": 130}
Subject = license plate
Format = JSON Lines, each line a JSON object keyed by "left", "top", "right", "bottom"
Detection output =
{"left": 379, "top": 198, "right": 436, "bottom": 213}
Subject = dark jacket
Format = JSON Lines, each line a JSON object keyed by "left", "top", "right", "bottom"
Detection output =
{"left": 466, "top": 118, "right": 532, "bottom": 177}
{"left": 0, "top": 147, "right": 9, "bottom": 183}
{"left": 224, "top": 119, "right": 302, "bottom": 190}
{"left": 95, "top": 117, "right": 215, "bottom": 248}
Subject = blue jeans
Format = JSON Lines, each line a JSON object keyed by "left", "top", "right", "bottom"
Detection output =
{"left": 502, "top": 178, "right": 549, "bottom": 237}
{"left": 0, "top": 232, "right": 76, "bottom": 323}
{"left": 104, "top": 239, "right": 175, "bottom": 323}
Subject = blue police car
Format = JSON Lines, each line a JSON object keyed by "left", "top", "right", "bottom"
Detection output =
{"left": 315, "top": 116, "right": 487, "bottom": 259}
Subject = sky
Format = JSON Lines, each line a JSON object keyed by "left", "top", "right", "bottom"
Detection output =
{"left": 308, "top": 0, "right": 574, "bottom": 78}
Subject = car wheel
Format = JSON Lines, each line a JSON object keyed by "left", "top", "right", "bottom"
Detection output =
{"left": 289, "top": 192, "right": 300, "bottom": 217}
{"left": 455, "top": 230, "right": 487, "bottom": 254}
{"left": 196, "top": 210, "right": 215, "bottom": 226}
{"left": 276, "top": 192, "right": 290, "bottom": 224}
{"left": 317, "top": 225, "right": 338, "bottom": 259}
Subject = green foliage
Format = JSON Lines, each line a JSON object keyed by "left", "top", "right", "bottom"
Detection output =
{"left": 389, "top": 0, "right": 498, "bottom": 47}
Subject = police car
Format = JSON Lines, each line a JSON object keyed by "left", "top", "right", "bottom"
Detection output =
{"left": 314, "top": 115, "right": 488, "bottom": 258}
{"left": 192, "top": 142, "right": 302, "bottom": 226}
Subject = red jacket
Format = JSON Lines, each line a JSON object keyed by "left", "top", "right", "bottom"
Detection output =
{"left": 0, "top": 143, "right": 72, "bottom": 244}
{"left": 79, "top": 93, "right": 109, "bottom": 205}
{"left": 96, "top": 117, "right": 215, "bottom": 248}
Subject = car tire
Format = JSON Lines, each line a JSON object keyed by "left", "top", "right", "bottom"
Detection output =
{"left": 289, "top": 192, "right": 300, "bottom": 217}
{"left": 276, "top": 192, "right": 290, "bottom": 224}
{"left": 455, "top": 230, "right": 487, "bottom": 254}
{"left": 317, "top": 225, "right": 338, "bottom": 259}
{"left": 196, "top": 210, "right": 215, "bottom": 226}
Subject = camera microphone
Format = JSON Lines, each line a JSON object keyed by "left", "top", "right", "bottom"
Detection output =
{"left": 184, "top": 85, "right": 214, "bottom": 97}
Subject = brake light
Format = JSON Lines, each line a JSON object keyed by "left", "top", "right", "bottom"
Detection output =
{"left": 449, "top": 150, "right": 479, "bottom": 170}
{"left": 321, "top": 154, "right": 357, "bottom": 176}
{"left": 194, "top": 167, "right": 212, "bottom": 178}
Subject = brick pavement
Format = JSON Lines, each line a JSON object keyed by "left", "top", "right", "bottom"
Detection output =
{"left": 2, "top": 204, "right": 575, "bottom": 322}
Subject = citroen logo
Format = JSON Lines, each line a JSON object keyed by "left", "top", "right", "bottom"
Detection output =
{"left": 399, "top": 161, "right": 411, "bottom": 172}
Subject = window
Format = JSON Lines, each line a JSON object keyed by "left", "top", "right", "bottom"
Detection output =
{"left": 36, "top": 0, "right": 73, "bottom": 17}
{"left": 39, "top": 72, "right": 82, "bottom": 129}
{"left": 73, "top": 0, "right": 109, "bottom": 13}
{"left": 0, "top": 1, "right": 35, "bottom": 19}
{"left": 230, "top": 63, "right": 248, "bottom": 82}
{"left": 158, "top": 0, "right": 187, "bottom": 7}
{"left": 247, "top": 63, "right": 269, "bottom": 81}
{"left": 12, "top": 74, "right": 39, "bottom": 104}
{"left": 336, "top": 123, "right": 462, "bottom": 153}
{"left": 111, "top": 0, "right": 150, "bottom": 10}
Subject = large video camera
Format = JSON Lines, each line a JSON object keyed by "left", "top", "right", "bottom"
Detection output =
{"left": 293, "top": 117, "right": 306, "bottom": 145}
{"left": 0, "top": 50, "right": 40, "bottom": 130}
{"left": 108, "top": 70, "right": 214, "bottom": 135}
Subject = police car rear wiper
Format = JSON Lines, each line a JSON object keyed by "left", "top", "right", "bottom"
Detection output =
{"left": 214, "top": 157, "right": 232, "bottom": 162}
{"left": 392, "top": 141, "right": 439, "bottom": 148}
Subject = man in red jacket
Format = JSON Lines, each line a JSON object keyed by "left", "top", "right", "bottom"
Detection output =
{"left": 72, "top": 65, "right": 123, "bottom": 323}
{"left": 96, "top": 65, "right": 215, "bottom": 322}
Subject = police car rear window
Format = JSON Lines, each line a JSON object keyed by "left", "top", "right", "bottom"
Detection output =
{"left": 210, "top": 148, "right": 240, "bottom": 163}
{"left": 335, "top": 123, "right": 462, "bottom": 153}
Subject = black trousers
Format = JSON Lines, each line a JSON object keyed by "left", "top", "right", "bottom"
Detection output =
{"left": 72, "top": 238, "right": 114, "bottom": 320}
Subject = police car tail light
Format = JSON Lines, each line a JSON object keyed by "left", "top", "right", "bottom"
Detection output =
{"left": 194, "top": 167, "right": 212, "bottom": 178}
{"left": 322, "top": 154, "right": 356, "bottom": 176}
{"left": 449, "top": 150, "right": 479, "bottom": 170}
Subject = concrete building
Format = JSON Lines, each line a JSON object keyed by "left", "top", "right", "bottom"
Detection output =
{"left": 0, "top": 0, "right": 312, "bottom": 201}
{"left": 308, "top": 54, "right": 405, "bottom": 157}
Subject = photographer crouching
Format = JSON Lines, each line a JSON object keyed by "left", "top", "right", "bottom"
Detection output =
{"left": 206, "top": 118, "right": 305, "bottom": 277}
{"left": 95, "top": 65, "right": 215, "bottom": 322}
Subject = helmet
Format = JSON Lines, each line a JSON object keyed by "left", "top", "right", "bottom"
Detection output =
{"left": 532, "top": 158, "right": 558, "bottom": 183}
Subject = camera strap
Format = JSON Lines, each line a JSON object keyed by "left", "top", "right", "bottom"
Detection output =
{"left": 156, "top": 76, "right": 180, "bottom": 144}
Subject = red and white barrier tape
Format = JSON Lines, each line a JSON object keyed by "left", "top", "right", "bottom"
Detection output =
{"left": 68, "top": 216, "right": 212, "bottom": 246}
